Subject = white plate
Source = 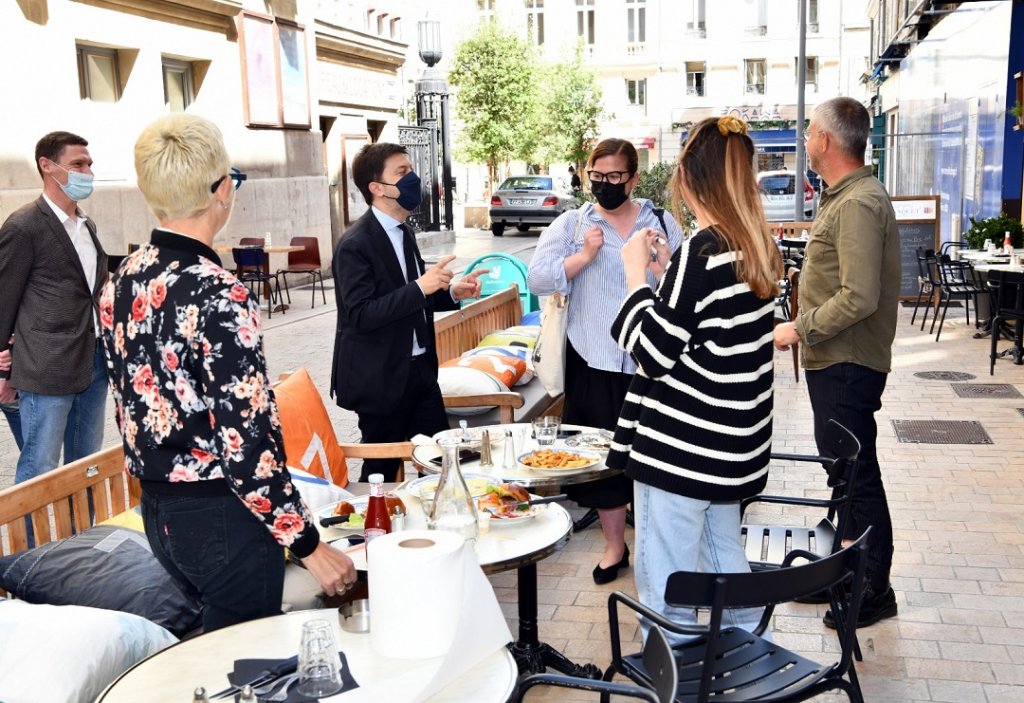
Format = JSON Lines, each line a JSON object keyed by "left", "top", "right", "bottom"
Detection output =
{"left": 315, "top": 496, "right": 369, "bottom": 533}
{"left": 564, "top": 432, "right": 612, "bottom": 452}
{"left": 517, "top": 449, "right": 601, "bottom": 471}
{"left": 486, "top": 505, "right": 537, "bottom": 526}
{"left": 405, "top": 472, "right": 495, "bottom": 499}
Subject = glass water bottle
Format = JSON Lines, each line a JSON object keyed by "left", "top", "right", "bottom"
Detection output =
{"left": 429, "top": 437, "right": 479, "bottom": 544}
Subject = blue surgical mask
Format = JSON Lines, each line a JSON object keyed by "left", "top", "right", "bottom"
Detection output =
{"left": 51, "top": 162, "right": 94, "bottom": 201}
{"left": 378, "top": 171, "right": 422, "bottom": 211}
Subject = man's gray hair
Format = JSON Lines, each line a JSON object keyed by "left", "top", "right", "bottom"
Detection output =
{"left": 813, "top": 97, "right": 870, "bottom": 159}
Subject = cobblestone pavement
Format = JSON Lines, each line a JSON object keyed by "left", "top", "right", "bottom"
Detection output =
{"left": 5, "top": 228, "right": 1024, "bottom": 701}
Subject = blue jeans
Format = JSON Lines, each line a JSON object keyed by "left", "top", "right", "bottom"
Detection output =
{"left": 1, "top": 396, "right": 23, "bottom": 450}
{"left": 633, "top": 481, "right": 767, "bottom": 646}
{"left": 806, "top": 362, "right": 893, "bottom": 591}
{"left": 141, "top": 488, "right": 285, "bottom": 632}
{"left": 15, "top": 343, "right": 108, "bottom": 485}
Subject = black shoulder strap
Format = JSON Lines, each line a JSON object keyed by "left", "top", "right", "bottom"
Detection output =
{"left": 653, "top": 207, "right": 667, "bottom": 233}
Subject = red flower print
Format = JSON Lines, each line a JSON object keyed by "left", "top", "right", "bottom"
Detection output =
{"left": 100, "top": 285, "right": 114, "bottom": 330}
{"left": 132, "top": 364, "right": 157, "bottom": 399}
{"left": 229, "top": 284, "right": 249, "bottom": 303}
{"left": 131, "top": 291, "right": 150, "bottom": 321}
{"left": 245, "top": 493, "right": 273, "bottom": 514}
{"left": 148, "top": 278, "right": 167, "bottom": 308}
{"left": 162, "top": 345, "right": 179, "bottom": 371}
{"left": 191, "top": 447, "right": 216, "bottom": 464}
{"left": 272, "top": 512, "right": 305, "bottom": 544}
{"left": 221, "top": 426, "right": 244, "bottom": 455}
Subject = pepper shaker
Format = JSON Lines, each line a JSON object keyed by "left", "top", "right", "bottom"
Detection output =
{"left": 391, "top": 505, "right": 405, "bottom": 531}
{"left": 480, "top": 429, "right": 493, "bottom": 467}
{"left": 503, "top": 429, "right": 516, "bottom": 468}
{"left": 192, "top": 687, "right": 210, "bottom": 703}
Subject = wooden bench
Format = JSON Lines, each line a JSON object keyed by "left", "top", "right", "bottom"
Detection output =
{"left": 435, "top": 284, "right": 562, "bottom": 426}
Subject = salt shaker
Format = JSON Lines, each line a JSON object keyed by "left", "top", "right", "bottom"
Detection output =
{"left": 391, "top": 505, "right": 405, "bottom": 532}
{"left": 192, "top": 687, "right": 210, "bottom": 703}
{"left": 480, "top": 429, "right": 493, "bottom": 466}
{"left": 459, "top": 419, "right": 469, "bottom": 441}
{"left": 239, "top": 685, "right": 256, "bottom": 702}
{"left": 503, "top": 429, "right": 516, "bottom": 468}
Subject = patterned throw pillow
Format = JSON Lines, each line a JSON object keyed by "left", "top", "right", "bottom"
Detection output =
{"left": 462, "top": 347, "right": 534, "bottom": 386}
{"left": 477, "top": 331, "right": 537, "bottom": 350}
{"left": 437, "top": 366, "right": 510, "bottom": 415}
{"left": 273, "top": 367, "right": 349, "bottom": 487}
{"left": 441, "top": 353, "right": 527, "bottom": 388}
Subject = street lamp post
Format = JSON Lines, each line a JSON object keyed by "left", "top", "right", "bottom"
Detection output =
{"left": 415, "top": 20, "right": 453, "bottom": 231}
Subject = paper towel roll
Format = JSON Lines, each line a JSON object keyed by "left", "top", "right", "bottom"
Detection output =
{"left": 368, "top": 530, "right": 469, "bottom": 660}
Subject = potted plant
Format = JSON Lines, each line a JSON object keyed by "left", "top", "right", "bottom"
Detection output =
{"left": 963, "top": 213, "right": 1023, "bottom": 250}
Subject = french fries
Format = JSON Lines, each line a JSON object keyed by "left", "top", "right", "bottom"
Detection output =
{"left": 520, "top": 449, "right": 592, "bottom": 469}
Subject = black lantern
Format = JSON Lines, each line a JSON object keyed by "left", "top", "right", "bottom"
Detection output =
{"left": 415, "top": 20, "right": 453, "bottom": 231}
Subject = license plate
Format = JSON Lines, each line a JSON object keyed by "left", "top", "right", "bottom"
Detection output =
{"left": 767, "top": 194, "right": 788, "bottom": 202}
{"left": 508, "top": 198, "right": 532, "bottom": 205}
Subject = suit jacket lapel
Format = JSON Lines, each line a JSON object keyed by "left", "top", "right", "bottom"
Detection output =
{"left": 364, "top": 211, "right": 407, "bottom": 288}
{"left": 36, "top": 198, "right": 91, "bottom": 293}
{"left": 85, "top": 219, "right": 108, "bottom": 297}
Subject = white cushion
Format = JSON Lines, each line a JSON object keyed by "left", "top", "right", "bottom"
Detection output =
{"left": 438, "top": 366, "right": 509, "bottom": 415}
{"left": 0, "top": 599, "right": 177, "bottom": 703}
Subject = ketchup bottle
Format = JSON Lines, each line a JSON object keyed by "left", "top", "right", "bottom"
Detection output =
{"left": 364, "top": 473, "right": 391, "bottom": 544}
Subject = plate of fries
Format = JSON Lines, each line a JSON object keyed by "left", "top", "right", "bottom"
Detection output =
{"left": 518, "top": 448, "right": 601, "bottom": 471}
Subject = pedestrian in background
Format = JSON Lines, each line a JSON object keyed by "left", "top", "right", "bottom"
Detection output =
{"left": 0, "top": 131, "right": 108, "bottom": 490}
{"left": 607, "top": 115, "right": 782, "bottom": 641}
{"left": 528, "top": 138, "right": 685, "bottom": 584}
{"left": 774, "top": 96, "right": 901, "bottom": 629}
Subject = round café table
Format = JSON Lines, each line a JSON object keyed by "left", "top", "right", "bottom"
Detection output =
{"left": 215, "top": 244, "right": 304, "bottom": 313}
{"left": 97, "top": 608, "right": 517, "bottom": 702}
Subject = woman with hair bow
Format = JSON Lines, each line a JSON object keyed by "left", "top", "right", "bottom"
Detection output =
{"left": 605, "top": 116, "right": 783, "bottom": 641}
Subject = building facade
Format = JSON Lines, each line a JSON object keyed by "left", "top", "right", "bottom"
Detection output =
{"left": 0, "top": 0, "right": 421, "bottom": 263}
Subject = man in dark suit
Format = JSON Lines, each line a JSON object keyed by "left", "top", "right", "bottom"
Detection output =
{"left": 0, "top": 131, "right": 109, "bottom": 486}
{"left": 331, "top": 143, "right": 485, "bottom": 482}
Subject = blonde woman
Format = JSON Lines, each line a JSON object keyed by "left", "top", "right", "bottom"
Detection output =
{"left": 606, "top": 116, "right": 783, "bottom": 639}
{"left": 101, "top": 114, "right": 356, "bottom": 631}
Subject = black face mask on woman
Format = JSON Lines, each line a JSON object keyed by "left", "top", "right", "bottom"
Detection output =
{"left": 591, "top": 180, "right": 630, "bottom": 210}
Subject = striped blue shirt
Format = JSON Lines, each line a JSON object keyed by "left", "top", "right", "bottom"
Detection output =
{"left": 527, "top": 199, "right": 685, "bottom": 374}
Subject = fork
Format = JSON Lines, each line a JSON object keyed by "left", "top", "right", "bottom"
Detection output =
{"left": 252, "top": 672, "right": 300, "bottom": 701}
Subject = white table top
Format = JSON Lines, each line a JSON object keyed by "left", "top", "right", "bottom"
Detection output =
{"left": 411, "top": 423, "right": 620, "bottom": 489}
{"left": 98, "top": 609, "right": 517, "bottom": 702}
{"left": 318, "top": 487, "right": 573, "bottom": 575}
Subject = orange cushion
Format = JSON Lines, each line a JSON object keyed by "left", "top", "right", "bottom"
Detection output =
{"left": 441, "top": 353, "right": 526, "bottom": 388}
{"left": 273, "top": 368, "right": 348, "bottom": 488}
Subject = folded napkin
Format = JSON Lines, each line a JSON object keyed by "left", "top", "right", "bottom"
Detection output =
{"left": 410, "top": 433, "right": 436, "bottom": 446}
{"left": 228, "top": 652, "right": 358, "bottom": 702}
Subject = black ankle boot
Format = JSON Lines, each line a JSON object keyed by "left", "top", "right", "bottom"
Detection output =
{"left": 593, "top": 545, "right": 630, "bottom": 585}
{"left": 824, "top": 583, "right": 897, "bottom": 629}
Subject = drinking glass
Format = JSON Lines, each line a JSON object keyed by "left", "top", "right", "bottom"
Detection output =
{"left": 533, "top": 416, "right": 561, "bottom": 446}
{"left": 296, "top": 619, "right": 343, "bottom": 697}
{"left": 418, "top": 483, "right": 436, "bottom": 523}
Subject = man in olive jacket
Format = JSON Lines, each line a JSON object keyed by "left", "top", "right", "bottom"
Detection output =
{"left": 774, "top": 97, "right": 900, "bottom": 629}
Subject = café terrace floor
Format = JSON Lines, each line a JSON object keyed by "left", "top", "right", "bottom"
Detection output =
{"left": 3, "top": 232, "right": 1024, "bottom": 701}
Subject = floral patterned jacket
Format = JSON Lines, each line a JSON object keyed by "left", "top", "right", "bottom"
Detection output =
{"left": 100, "top": 229, "right": 320, "bottom": 558}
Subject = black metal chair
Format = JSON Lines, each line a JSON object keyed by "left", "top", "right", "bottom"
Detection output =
{"left": 932, "top": 254, "right": 985, "bottom": 341}
{"left": 605, "top": 531, "right": 871, "bottom": 703}
{"left": 515, "top": 625, "right": 677, "bottom": 703}
{"left": 740, "top": 419, "right": 861, "bottom": 573}
{"left": 910, "top": 248, "right": 937, "bottom": 329}
{"left": 232, "top": 246, "right": 283, "bottom": 318}
{"left": 988, "top": 269, "right": 1024, "bottom": 374}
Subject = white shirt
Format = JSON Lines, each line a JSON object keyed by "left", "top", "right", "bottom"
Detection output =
{"left": 43, "top": 193, "right": 99, "bottom": 335}
{"left": 371, "top": 206, "right": 426, "bottom": 356}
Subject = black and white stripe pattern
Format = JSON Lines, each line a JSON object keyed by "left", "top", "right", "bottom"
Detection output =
{"left": 607, "top": 229, "right": 774, "bottom": 501}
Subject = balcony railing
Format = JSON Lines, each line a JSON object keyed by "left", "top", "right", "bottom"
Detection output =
{"left": 686, "top": 86, "right": 705, "bottom": 97}
{"left": 685, "top": 24, "right": 706, "bottom": 38}
{"left": 744, "top": 82, "right": 766, "bottom": 95}
{"left": 625, "top": 42, "right": 647, "bottom": 57}
{"left": 744, "top": 25, "right": 767, "bottom": 36}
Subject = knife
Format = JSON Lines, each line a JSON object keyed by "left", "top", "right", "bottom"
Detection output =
{"left": 210, "top": 655, "right": 299, "bottom": 700}
{"left": 319, "top": 514, "right": 352, "bottom": 527}
{"left": 484, "top": 494, "right": 568, "bottom": 514}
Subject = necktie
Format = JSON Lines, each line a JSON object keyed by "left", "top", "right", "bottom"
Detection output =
{"left": 401, "top": 224, "right": 429, "bottom": 349}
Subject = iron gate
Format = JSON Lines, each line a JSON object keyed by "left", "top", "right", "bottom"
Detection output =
{"left": 399, "top": 125, "right": 435, "bottom": 232}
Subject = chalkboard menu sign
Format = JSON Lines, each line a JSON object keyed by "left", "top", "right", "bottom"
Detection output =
{"left": 892, "top": 196, "right": 940, "bottom": 301}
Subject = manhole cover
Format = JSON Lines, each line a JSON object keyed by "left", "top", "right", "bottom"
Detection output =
{"left": 892, "top": 420, "right": 992, "bottom": 444}
{"left": 915, "top": 371, "right": 976, "bottom": 381}
{"left": 951, "top": 383, "right": 1022, "bottom": 399}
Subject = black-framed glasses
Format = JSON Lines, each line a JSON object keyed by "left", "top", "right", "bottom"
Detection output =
{"left": 587, "top": 169, "right": 632, "bottom": 185}
{"left": 210, "top": 167, "right": 247, "bottom": 193}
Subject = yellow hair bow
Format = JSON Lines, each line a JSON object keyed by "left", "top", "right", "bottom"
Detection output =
{"left": 717, "top": 115, "right": 749, "bottom": 137}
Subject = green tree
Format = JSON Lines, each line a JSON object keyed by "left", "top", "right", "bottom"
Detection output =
{"left": 449, "top": 23, "right": 538, "bottom": 186}
{"left": 632, "top": 161, "right": 695, "bottom": 232}
{"left": 532, "top": 43, "right": 604, "bottom": 170}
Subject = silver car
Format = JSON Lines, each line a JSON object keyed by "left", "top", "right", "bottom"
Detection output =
{"left": 489, "top": 175, "right": 579, "bottom": 236}
{"left": 757, "top": 170, "right": 818, "bottom": 222}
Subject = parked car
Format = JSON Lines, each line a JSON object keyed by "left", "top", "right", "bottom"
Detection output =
{"left": 757, "top": 170, "right": 818, "bottom": 222}
{"left": 488, "top": 175, "right": 579, "bottom": 236}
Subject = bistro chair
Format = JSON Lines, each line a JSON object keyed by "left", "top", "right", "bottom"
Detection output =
{"left": 772, "top": 267, "right": 801, "bottom": 382}
{"left": 932, "top": 254, "right": 985, "bottom": 341}
{"left": 277, "top": 237, "right": 327, "bottom": 309}
{"left": 461, "top": 253, "right": 539, "bottom": 314}
{"left": 234, "top": 237, "right": 265, "bottom": 277}
{"left": 988, "top": 269, "right": 1024, "bottom": 375}
{"left": 232, "top": 246, "right": 283, "bottom": 318}
{"left": 515, "top": 625, "right": 677, "bottom": 703}
{"left": 604, "top": 531, "right": 871, "bottom": 703}
{"left": 910, "top": 248, "right": 937, "bottom": 329}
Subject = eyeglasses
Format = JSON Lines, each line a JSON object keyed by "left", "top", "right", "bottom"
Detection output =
{"left": 802, "top": 129, "right": 813, "bottom": 142}
{"left": 210, "top": 167, "right": 247, "bottom": 193}
{"left": 587, "top": 169, "right": 633, "bottom": 185}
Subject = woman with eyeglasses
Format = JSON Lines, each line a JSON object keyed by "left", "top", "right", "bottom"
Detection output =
{"left": 100, "top": 114, "right": 357, "bottom": 631}
{"left": 606, "top": 116, "right": 782, "bottom": 641}
{"left": 527, "top": 138, "right": 685, "bottom": 584}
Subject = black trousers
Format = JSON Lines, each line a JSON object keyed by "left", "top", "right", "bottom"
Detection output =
{"left": 357, "top": 356, "right": 450, "bottom": 482}
{"left": 141, "top": 489, "right": 285, "bottom": 633}
{"left": 806, "top": 362, "right": 894, "bottom": 591}
{"left": 563, "top": 341, "right": 633, "bottom": 509}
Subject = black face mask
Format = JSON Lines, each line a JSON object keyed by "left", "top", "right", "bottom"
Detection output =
{"left": 591, "top": 180, "right": 630, "bottom": 210}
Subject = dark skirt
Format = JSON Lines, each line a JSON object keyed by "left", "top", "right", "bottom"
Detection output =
{"left": 562, "top": 342, "right": 633, "bottom": 509}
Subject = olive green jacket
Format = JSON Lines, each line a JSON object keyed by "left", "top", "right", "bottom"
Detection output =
{"left": 795, "top": 166, "right": 900, "bottom": 373}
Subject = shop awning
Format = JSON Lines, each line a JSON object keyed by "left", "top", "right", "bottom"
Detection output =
{"left": 678, "top": 128, "right": 797, "bottom": 153}
{"left": 631, "top": 137, "right": 656, "bottom": 150}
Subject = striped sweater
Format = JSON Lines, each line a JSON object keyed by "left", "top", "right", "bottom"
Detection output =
{"left": 606, "top": 228, "right": 775, "bottom": 501}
